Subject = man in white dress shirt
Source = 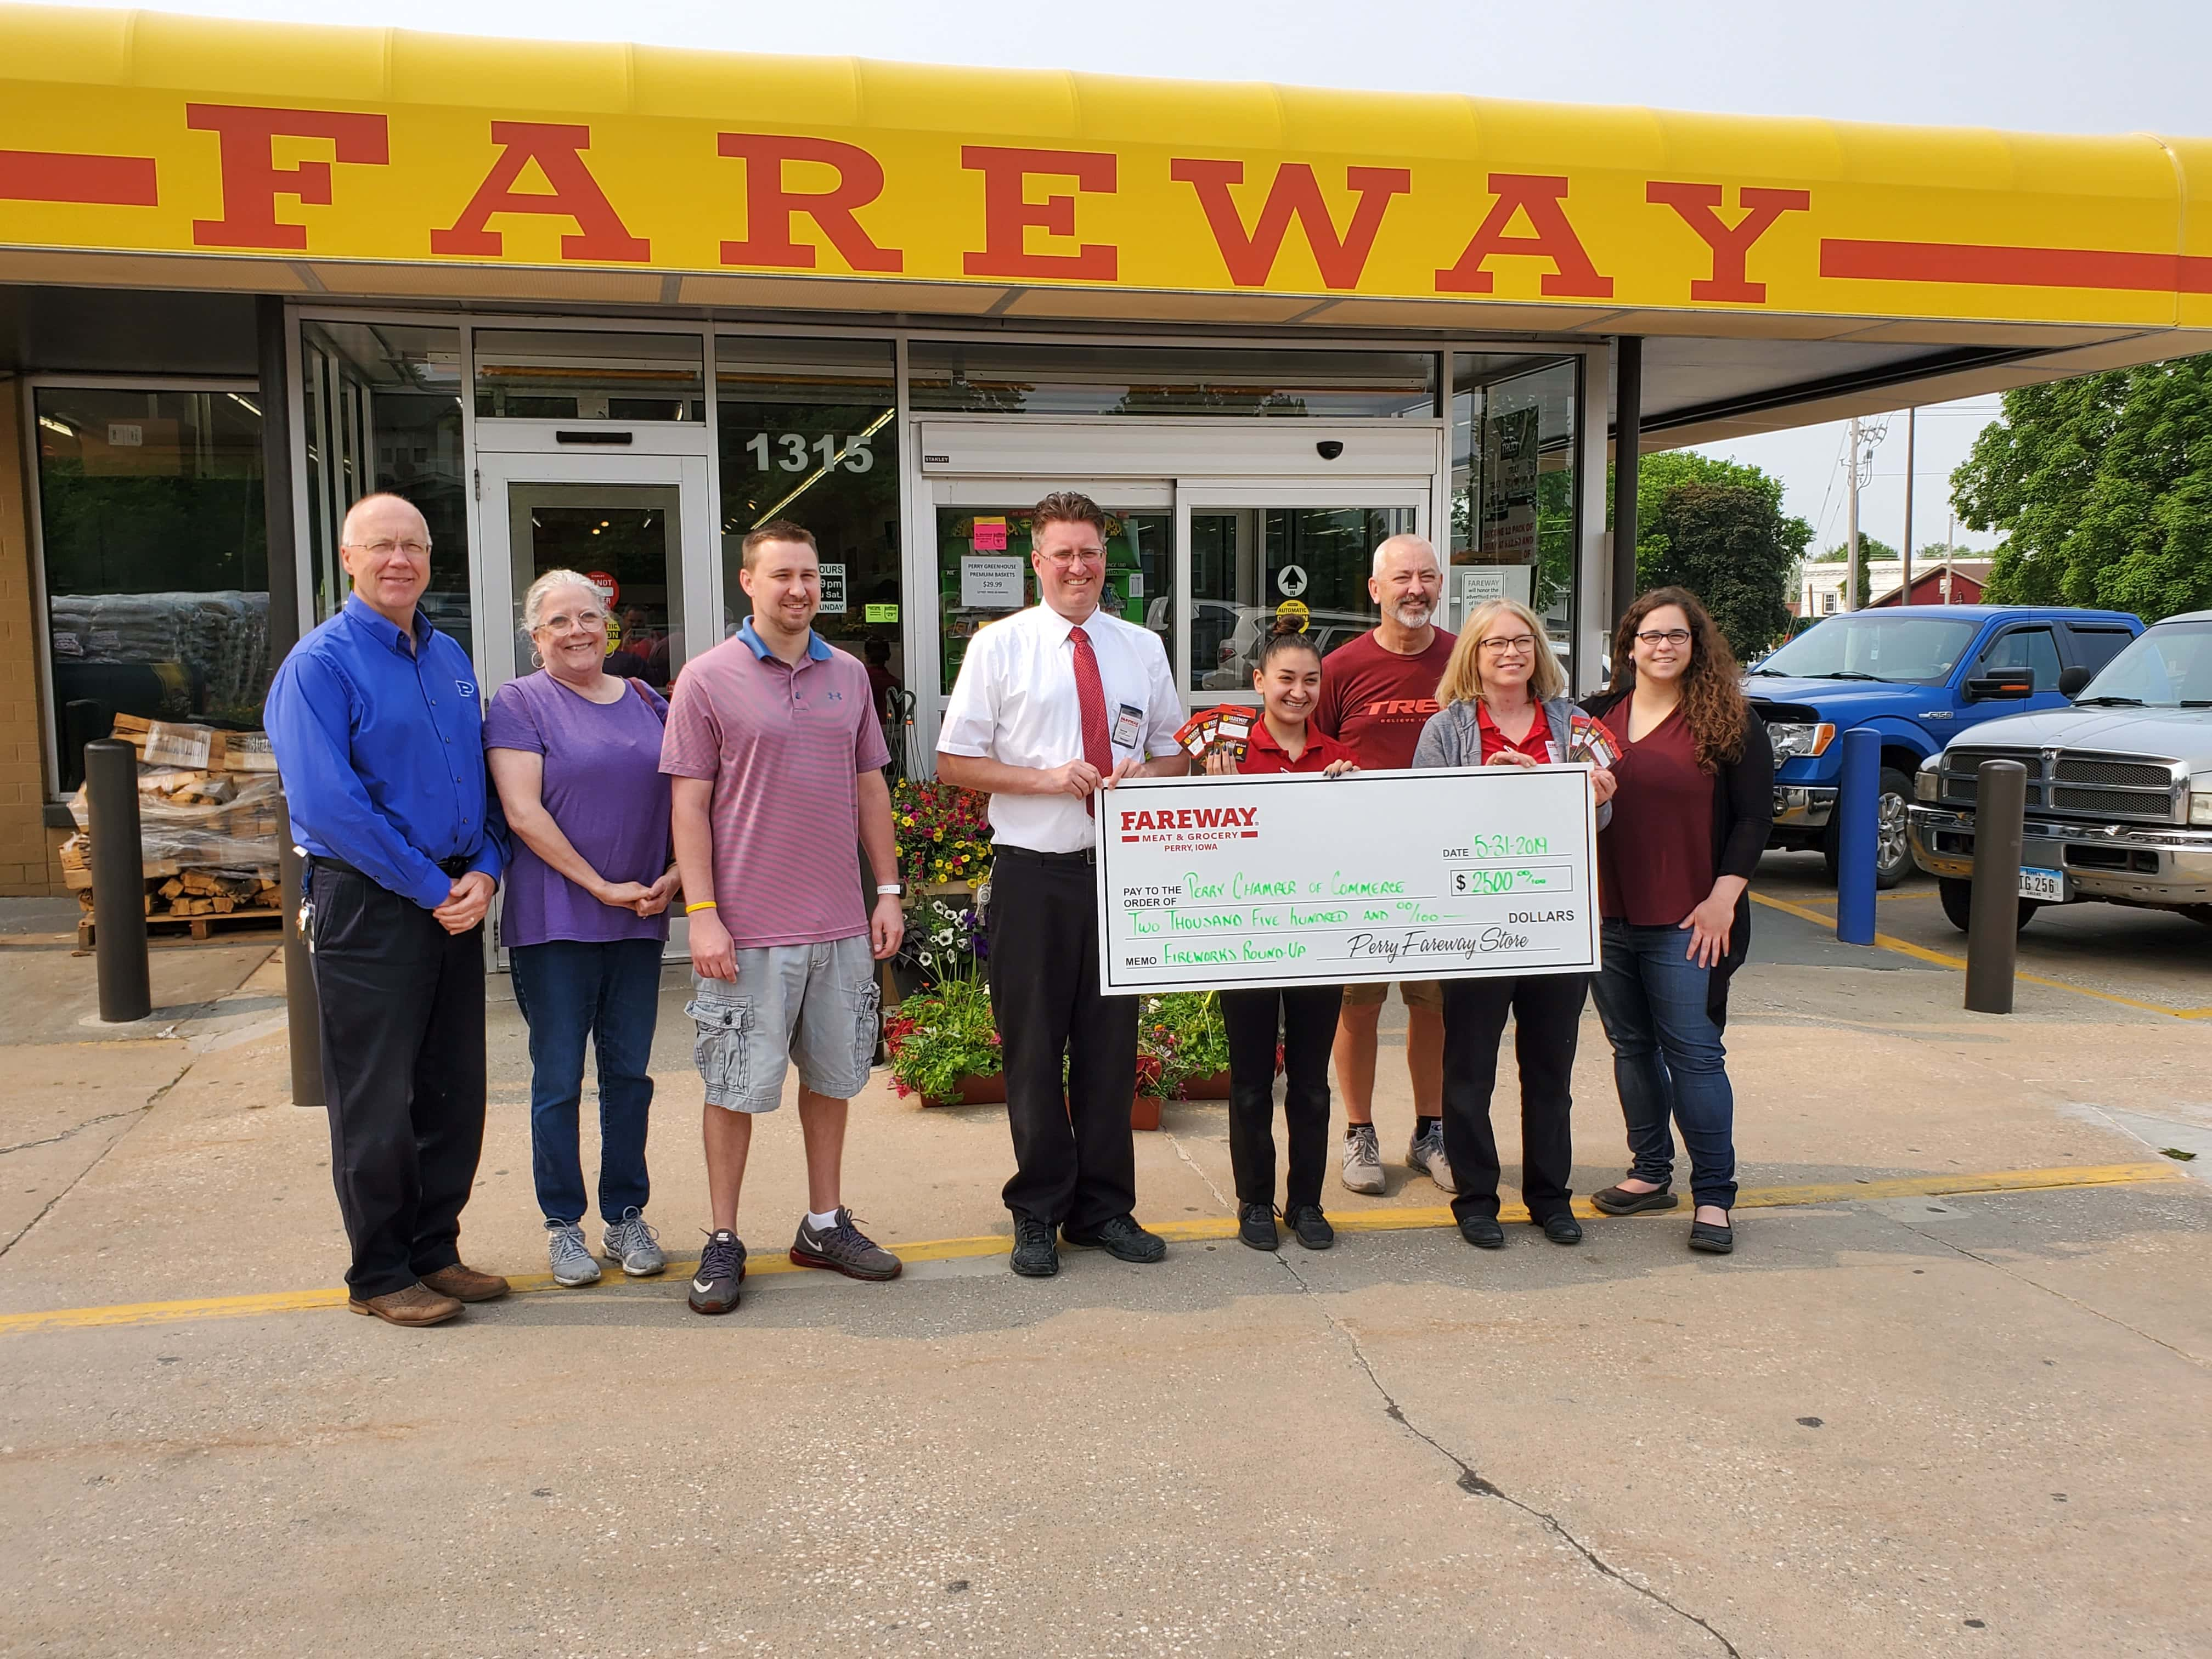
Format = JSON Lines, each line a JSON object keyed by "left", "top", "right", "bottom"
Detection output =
{"left": 938, "top": 492, "right": 1188, "bottom": 1278}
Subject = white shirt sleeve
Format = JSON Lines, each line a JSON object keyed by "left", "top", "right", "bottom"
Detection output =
{"left": 935, "top": 625, "right": 1003, "bottom": 759}
{"left": 1139, "top": 629, "right": 1183, "bottom": 760}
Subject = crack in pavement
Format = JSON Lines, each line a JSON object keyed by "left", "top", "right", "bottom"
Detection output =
{"left": 1265, "top": 1243, "right": 1745, "bottom": 1657}
{"left": 1887, "top": 1214, "right": 2209, "bottom": 1371}
{"left": 0, "top": 1063, "right": 191, "bottom": 1261}
{"left": 0, "top": 1110, "right": 142, "bottom": 1158}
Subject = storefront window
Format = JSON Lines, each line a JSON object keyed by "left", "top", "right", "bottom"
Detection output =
{"left": 35, "top": 386, "right": 267, "bottom": 791}
{"left": 1451, "top": 353, "right": 1579, "bottom": 657}
{"left": 935, "top": 506, "right": 1171, "bottom": 695}
{"left": 910, "top": 343, "right": 1437, "bottom": 419}
{"left": 475, "top": 330, "right": 706, "bottom": 422}
{"left": 301, "top": 320, "right": 470, "bottom": 651}
{"left": 716, "top": 336, "right": 901, "bottom": 694}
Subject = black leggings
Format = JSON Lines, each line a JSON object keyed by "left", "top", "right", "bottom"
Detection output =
{"left": 1218, "top": 983, "right": 1345, "bottom": 1210}
{"left": 1439, "top": 974, "right": 1587, "bottom": 1224}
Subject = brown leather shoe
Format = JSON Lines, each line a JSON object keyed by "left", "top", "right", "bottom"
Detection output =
{"left": 419, "top": 1263, "right": 510, "bottom": 1303}
{"left": 348, "top": 1283, "right": 463, "bottom": 1327}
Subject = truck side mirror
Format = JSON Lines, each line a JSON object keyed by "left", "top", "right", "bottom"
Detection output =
{"left": 1965, "top": 668, "right": 2035, "bottom": 701}
{"left": 2058, "top": 665, "right": 2092, "bottom": 697}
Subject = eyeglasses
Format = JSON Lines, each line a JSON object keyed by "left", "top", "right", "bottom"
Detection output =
{"left": 1037, "top": 548, "right": 1105, "bottom": 568}
{"left": 1479, "top": 634, "right": 1538, "bottom": 655}
{"left": 1635, "top": 628, "right": 1694, "bottom": 647}
{"left": 347, "top": 538, "right": 432, "bottom": 560}
{"left": 537, "top": 608, "right": 607, "bottom": 632}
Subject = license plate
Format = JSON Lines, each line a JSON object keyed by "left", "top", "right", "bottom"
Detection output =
{"left": 2018, "top": 866, "right": 2066, "bottom": 902}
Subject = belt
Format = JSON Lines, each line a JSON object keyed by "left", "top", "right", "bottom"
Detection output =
{"left": 312, "top": 853, "right": 475, "bottom": 882}
{"left": 994, "top": 843, "right": 1096, "bottom": 866}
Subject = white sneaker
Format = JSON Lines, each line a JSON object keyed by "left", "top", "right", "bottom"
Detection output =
{"left": 1408, "top": 1122, "right": 1458, "bottom": 1194}
{"left": 1340, "top": 1124, "right": 1386, "bottom": 1194}
{"left": 601, "top": 1207, "right": 667, "bottom": 1277}
{"left": 547, "top": 1223, "right": 601, "bottom": 1287}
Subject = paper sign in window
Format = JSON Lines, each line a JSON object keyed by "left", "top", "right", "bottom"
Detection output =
{"left": 961, "top": 555, "right": 1024, "bottom": 610}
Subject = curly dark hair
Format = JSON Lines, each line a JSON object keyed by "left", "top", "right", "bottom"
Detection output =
{"left": 1607, "top": 586, "right": 1749, "bottom": 773}
{"left": 1255, "top": 611, "right": 1322, "bottom": 674}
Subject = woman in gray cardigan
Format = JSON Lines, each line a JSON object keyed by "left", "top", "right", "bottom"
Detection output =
{"left": 1410, "top": 600, "right": 1617, "bottom": 1250}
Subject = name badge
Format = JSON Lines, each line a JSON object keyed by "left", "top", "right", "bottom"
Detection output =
{"left": 1112, "top": 703, "right": 1143, "bottom": 749}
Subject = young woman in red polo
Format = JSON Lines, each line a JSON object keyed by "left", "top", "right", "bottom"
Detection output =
{"left": 1201, "top": 618, "right": 1358, "bottom": 1252}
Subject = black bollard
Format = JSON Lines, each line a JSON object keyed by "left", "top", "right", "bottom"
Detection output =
{"left": 274, "top": 788, "right": 324, "bottom": 1109}
{"left": 83, "top": 738, "right": 151, "bottom": 1023}
{"left": 1963, "top": 758, "right": 2028, "bottom": 1015}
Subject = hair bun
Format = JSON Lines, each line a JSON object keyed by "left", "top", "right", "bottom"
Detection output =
{"left": 1269, "top": 613, "right": 1305, "bottom": 637}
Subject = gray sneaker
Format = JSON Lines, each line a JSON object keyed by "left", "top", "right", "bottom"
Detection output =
{"left": 547, "top": 1223, "right": 601, "bottom": 1287}
{"left": 1341, "top": 1123, "right": 1386, "bottom": 1194}
{"left": 1408, "top": 1122, "right": 1459, "bottom": 1194}
{"left": 601, "top": 1208, "right": 666, "bottom": 1277}
{"left": 790, "top": 1208, "right": 903, "bottom": 1282}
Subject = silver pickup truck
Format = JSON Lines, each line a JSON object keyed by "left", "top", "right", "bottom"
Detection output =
{"left": 1906, "top": 609, "right": 2212, "bottom": 930}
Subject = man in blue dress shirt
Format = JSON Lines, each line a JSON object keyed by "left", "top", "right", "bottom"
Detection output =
{"left": 267, "top": 493, "right": 509, "bottom": 1328}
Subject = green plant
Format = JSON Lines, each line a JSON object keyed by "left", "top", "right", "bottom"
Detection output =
{"left": 892, "top": 779, "right": 994, "bottom": 888}
{"left": 883, "top": 979, "right": 1002, "bottom": 1103}
{"left": 1137, "top": 991, "right": 1231, "bottom": 1100}
{"left": 897, "top": 893, "right": 986, "bottom": 987}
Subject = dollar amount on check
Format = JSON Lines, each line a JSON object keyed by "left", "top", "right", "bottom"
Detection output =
{"left": 1094, "top": 765, "right": 1601, "bottom": 994}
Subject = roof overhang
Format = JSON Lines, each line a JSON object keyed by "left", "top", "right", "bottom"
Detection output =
{"left": 2, "top": 4, "right": 2207, "bottom": 441}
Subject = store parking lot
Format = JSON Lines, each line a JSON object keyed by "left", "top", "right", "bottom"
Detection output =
{"left": 1, "top": 875, "right": 2207, "bottom": 1657}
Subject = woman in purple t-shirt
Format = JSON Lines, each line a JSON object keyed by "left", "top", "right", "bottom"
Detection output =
{"left": 487, "top": 571, "right": 678, "bottom": 1290}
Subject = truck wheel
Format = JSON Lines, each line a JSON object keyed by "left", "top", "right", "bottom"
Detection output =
{"left": 1937, "top": 877, "right": 2041, "bottom": 934}
{"left": 1823, "top": 767, "right": 1917, "bottom": 890}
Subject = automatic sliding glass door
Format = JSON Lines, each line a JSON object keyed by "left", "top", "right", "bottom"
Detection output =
{"left": 1176, "top": 483, "right": 1428, "bottom": 702}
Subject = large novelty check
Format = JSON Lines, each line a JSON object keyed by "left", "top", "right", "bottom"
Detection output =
{"left": 1094, "top": 765, "right": 1601, "bottom": 994}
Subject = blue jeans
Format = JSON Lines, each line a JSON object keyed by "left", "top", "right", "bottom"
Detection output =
{"left": 1588, "top": 919, "right": 1738, "bottom": 1210}
{"left": 509, "top": 938, "right": 662, "bottom": 1227}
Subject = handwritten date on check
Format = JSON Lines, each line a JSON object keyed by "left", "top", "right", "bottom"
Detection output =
{"left": 1094, "top": 766, "right": 1602, "bottom": 995}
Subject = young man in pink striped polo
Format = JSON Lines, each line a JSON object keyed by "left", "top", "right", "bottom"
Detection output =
{"left": 661, "top": 520, "right": 906, "bottom": 1316}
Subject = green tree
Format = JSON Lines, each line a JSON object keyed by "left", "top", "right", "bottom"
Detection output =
{"left": 1953, "top": 357, "right": 2212, "bottom": 618}
{"left": 1644, "top": 482, "right": 1805, "bottom": 657}
{"left": 1812, "top": 533, "right": 1897, "bottom": 608}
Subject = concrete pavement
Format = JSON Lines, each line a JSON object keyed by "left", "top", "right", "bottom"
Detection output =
{"left": 1, "top": 858, "right": 2208, "bottom": 1656}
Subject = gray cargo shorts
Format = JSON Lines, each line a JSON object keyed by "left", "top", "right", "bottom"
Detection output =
{"left": 686, "top": 934, "right": 881, "bottom": 1113}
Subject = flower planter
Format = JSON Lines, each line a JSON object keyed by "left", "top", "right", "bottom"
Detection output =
{"left": 1181, "top": 1069, "right": 1232, "bottom": 1100}
{"left": 922, "top": 1070, "right": 1005, "bottom": 1108}
{"left": 1131, "top": 1093, "right": 1163, "bottom": 1132}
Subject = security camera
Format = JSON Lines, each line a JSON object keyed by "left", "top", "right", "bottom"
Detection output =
{"left": 1316, "top": 440, "right": 1344, "bottom": 460}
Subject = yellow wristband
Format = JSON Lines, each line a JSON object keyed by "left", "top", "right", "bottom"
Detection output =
{"left": 684, "top": 900, "right": 717, "bottom": 915}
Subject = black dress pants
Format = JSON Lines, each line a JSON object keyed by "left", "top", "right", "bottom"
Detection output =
{"left": 987, "top": 848, "right": 1138, "bottom": 1231}
{"left": 1438, "top": 973, "right": 1586, "bottom": 1225}
{"left": 309, "top": 864, "right": 488, "bottom": 1299}
{"left": 1219, "top": 983, "right": 1343, "bottom": 1210}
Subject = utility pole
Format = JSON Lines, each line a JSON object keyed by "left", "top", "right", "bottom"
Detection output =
{"left": 1844, "top": 415, "right": 1861, "bottom": 612}
{"left": 1901, "top": 407, "right": 1916, "bottom": 605}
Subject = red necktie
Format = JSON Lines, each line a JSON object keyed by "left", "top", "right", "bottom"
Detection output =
{"left": 1069, "top": 624, "right": 1114, "bottom": 817}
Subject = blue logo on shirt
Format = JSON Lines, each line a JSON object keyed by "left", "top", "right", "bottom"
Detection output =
{"left": 827, "top": 690, "right": 844, "bottom": 702}
{"left": 456, "top": 680, "right": 477, "bottom": 696}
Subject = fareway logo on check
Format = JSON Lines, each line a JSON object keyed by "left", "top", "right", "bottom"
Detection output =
{"left": 1118, "top": 805, "right": 1260, "bottom": 848}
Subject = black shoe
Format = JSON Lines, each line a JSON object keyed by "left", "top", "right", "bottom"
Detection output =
{"left": 1458, "top": 1216, "right": 1506, "bottom": 1249}
{"left": 1283, "top": 1203, "right": 1335, "bottom": 1251}
{"left": 1237, "top": 1202, "right": 1278, "bottom": 1251}
{"left": 687, "top": 1229, "right": 746, "bottom": 1315}
{"left": 1592, "top": 1183, "right": 1680, "bottom": 1216}
{"left": 1010, "top": 1217, "right": 1060, "bottom": 1278}
{"left": 1539, "top": 1213, "right": 1584, "bottom": 1245}
{"left": 1689, "top": 1218, "right": 1735, "bottom": 1255}
{"left": 1063, "top": 1214, "right": 1168, "bottom": 1263}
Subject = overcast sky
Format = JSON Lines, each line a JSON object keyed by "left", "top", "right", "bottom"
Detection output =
{"left": 53, "top": 0, "right": 2211, "bottom": 553}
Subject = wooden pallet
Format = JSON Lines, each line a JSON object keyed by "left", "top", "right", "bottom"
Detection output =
{"left": 76, "top": 905, "right": 284, "bottom": 951}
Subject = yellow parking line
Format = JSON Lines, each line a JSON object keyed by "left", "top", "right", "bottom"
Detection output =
{"left": 0, "top": 1162, "right": 2183, "bottom": 1338}
{"left": 1748, "top": 890, "right": 2212, "bottom": 1019}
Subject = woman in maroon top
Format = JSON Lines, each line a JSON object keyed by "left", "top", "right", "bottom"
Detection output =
{"left": 1583, "top": 589, "right": 1774, "bottom": 1254}
{"left": 1203, "top": 618, "right": 1358, "bottom": 1252}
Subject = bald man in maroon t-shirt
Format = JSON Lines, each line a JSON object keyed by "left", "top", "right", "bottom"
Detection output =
{"left": 1311, "top": 533, "right": 1457, "bottom": 1198}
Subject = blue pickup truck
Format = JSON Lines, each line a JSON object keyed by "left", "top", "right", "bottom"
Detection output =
{"left": 1744, "top": 605, "right": 2144, "bottom": 886}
